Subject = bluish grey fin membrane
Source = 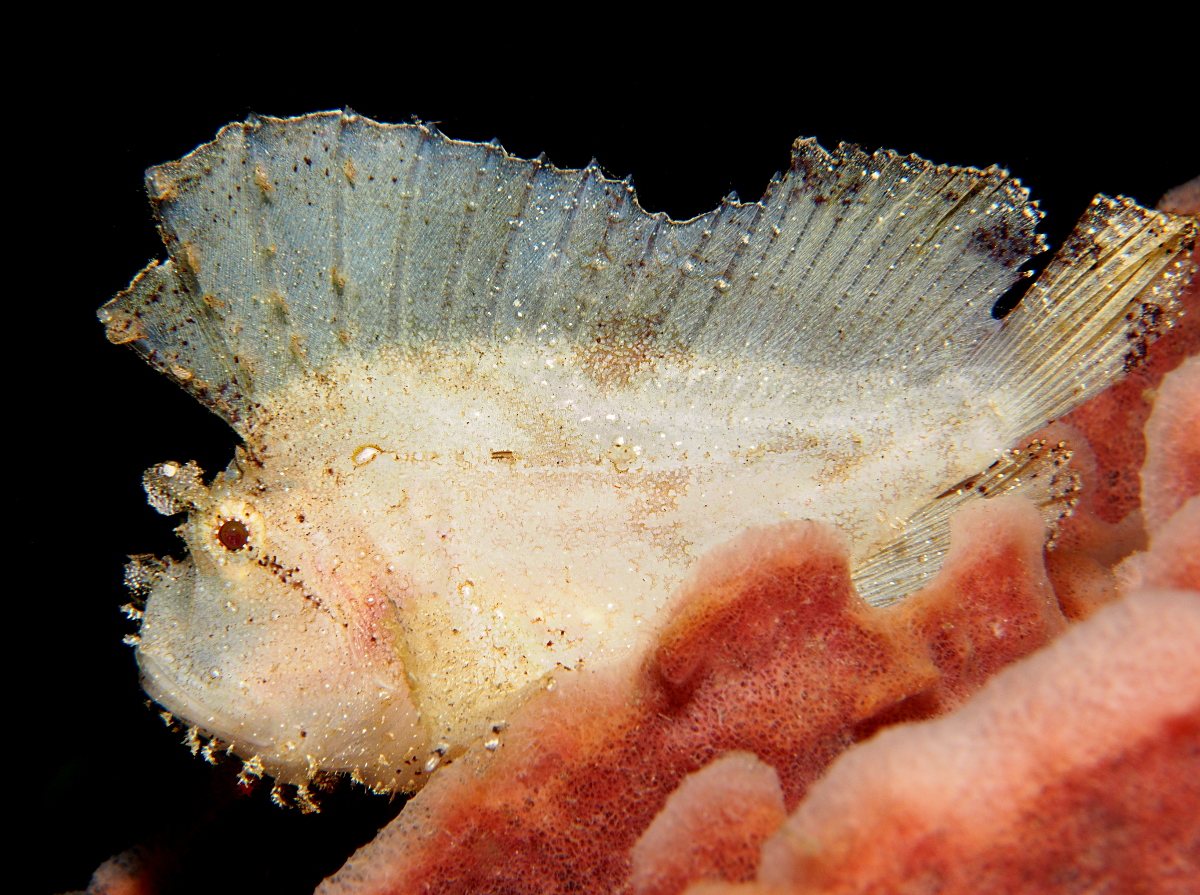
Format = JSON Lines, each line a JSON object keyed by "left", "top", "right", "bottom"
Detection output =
{"left": 99, "top": 260, "right": 258, "bottom": 427}
{"left": 853, "top": 440, "right": 1079, "bottom": 608}
{"left": 99, "top": 111, "right": 1053, "bottom": 435}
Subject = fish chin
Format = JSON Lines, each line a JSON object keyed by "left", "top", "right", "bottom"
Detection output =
{"left": 135, "top": 555, "right": 429, "bottom": 791}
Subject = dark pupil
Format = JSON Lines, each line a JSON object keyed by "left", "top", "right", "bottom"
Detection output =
{"left": 218, "top": 519, "right": 249, "bottom": 551}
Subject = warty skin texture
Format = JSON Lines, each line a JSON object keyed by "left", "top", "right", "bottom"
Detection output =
{"left": 137, "top": 337, "right": 1002, "bottom": 788}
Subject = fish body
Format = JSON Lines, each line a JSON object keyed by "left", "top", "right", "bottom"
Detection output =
{"left": 102, "top": 112, "right": 1195, "bottom": 793}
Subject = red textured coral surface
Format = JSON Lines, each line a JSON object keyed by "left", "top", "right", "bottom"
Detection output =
{"left": 1119, "top": 497, "right": 1200, "bottom": 593}
{"left": 1039, "top": 422, "right": 1148, "bottom": 620}
{"left": 1141, "top": 356, "right": 1200, "bottom": 534}
{"left": 320, "top": 498, "right": 1064, "bottom": 895}
{"left": 877, "top": 498, "right": 1067, "bottom": 718}
{"left": 725, "top": 589, "right": 1200, "bottom": 895}
{"left": 1060, "top": 245, "right": 1200, "bottom": 524}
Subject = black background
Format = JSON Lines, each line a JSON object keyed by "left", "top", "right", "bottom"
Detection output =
{"left": 22, "top": 40, "right": 1196, "bottom": 895}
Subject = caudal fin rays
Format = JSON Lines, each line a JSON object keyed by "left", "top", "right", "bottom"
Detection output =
{"left": 971, "top": 197, "right": 1196, "bottom": 441}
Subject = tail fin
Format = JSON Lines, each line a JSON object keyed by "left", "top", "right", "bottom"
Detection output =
{"left": 970, "top": 197, "right": 1195, "bottom": 442}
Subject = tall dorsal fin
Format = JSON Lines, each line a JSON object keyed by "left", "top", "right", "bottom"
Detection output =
{"left": 100, "top": 111, "right": 1194, "bottom": 447}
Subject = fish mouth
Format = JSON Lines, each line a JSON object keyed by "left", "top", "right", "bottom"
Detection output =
{"left": 132, "top": 561, "right": 281, "bottom": 751}
{"left": 131, "top": 551, "right": 431, "bottom": 788}
{"left": 136, "top": 645, "right": 275, "bottom": 750}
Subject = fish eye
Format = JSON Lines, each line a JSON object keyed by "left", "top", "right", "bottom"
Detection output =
{"left": 217, "top": 519, "right": 249, "bottom": 551}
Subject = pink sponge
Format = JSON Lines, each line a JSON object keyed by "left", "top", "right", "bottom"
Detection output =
{"left": 1141, "top": 356, "right": 1200, "bottom": 536}
{"left": 628, "top": 752, "right": 785, "bottom": 895}
{"left": 750, "top": 588, "right": 1200, "bottom": 894}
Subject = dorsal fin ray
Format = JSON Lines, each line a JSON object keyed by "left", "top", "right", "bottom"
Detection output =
{"left": 100, "top": 111, "right": 1194, "bottom": 452}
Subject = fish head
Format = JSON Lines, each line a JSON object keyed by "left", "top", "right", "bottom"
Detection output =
{"left": 131, "top": 456, "right": 430, "bottom": 793}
